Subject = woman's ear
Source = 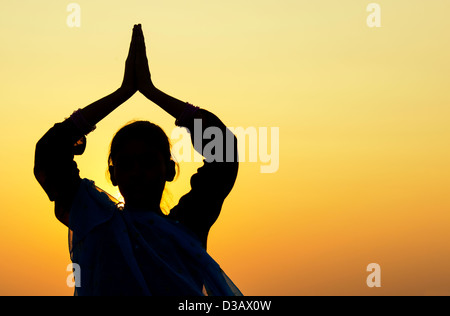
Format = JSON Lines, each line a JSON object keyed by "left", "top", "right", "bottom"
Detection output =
{"left": 109, "top": 165, "right": 118, "bottom": 186}
{"left": 165, "top": 159, "right": 176, "bottom": 182}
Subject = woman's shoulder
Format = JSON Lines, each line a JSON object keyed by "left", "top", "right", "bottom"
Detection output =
{"left": 69, "top": 178, "right": 120, "bottom": 242}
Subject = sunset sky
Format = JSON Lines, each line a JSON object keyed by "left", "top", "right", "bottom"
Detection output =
{"left": 1, "top": 0, "right": 450, "bottom": 295}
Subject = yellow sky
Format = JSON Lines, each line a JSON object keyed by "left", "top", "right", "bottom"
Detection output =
{"left": 1, "top": 0, "right": 450, "bottom": 295}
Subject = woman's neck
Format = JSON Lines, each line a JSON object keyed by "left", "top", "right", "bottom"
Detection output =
{"left": 125, "top": 201, "right": 164, "bottom": 216}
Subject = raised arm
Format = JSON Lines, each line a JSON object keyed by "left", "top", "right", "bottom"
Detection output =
{"left": 80, "top": 26, "right": 139, "bottom": 126}
{"left": 134, "top": 24, "right": 239, "bottom": 248}
{"left": 34, "top": 26, "right": 139, "bottom": 226}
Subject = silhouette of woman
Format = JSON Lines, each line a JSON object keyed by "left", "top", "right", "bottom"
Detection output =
{"left": 34, "top": 24, "right": 242, "bottom": 296}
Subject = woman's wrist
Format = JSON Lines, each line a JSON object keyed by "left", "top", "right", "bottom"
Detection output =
{"left": 116, "top": 86, "right": 136, "bottom": 100}
{"left": 139, "top": 83, "right": 157, "bottom": 100}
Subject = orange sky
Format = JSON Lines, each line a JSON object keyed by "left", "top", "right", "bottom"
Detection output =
{"left": 1, "top": 0, "right": 450, "bottom": 295}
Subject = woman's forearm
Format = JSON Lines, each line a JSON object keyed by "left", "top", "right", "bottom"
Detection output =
{"left": 80, "top": 87, "right": 134, "bottom": 127}
{"left": 141, "top": 85, "right": 187, "bottom": 120}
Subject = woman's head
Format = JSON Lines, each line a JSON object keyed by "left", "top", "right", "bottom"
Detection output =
{"left": 108, "top": 121, "right": 177, "bottom": 211}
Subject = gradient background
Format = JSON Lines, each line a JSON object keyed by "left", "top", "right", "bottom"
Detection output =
{"left": 1, "top": 0, "right": 450, "bottom": 296}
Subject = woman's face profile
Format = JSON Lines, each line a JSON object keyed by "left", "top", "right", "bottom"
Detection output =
{"left": 112, "top": 138, "right": 168, "bottom": 209}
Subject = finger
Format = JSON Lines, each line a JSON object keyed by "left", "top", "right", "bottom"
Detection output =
{"left": 136, "top": 24, "right": 147, "bottom": 51}
{"left": 126, "top": 26, "right": 138, "bottom": 61}
{"left": 135, "top": 27, "right": 148, "bottom": 63}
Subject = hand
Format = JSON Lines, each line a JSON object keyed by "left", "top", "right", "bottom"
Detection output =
{"left": 135, "top": 24, "right": 155, "bottom": 96}
{"left": 119, "top": 25, "right": 138, "bottom": 97}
